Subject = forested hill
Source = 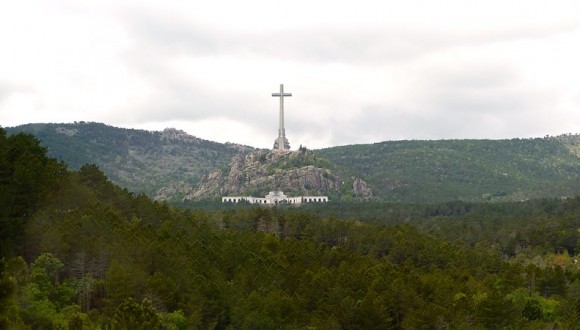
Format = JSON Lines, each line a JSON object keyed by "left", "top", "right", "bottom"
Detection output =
{"left": 318, "top": 136, "right": 580, "bottom": 203}
{"left": 6, "top": 122, "right": 254, "bottom": 199}
{"left": 5, "top": 128, "right": 580, "bottom": 329}
{"left": 7, "top": 122, "right": 580, "bottom": 203}
{"left": 4, "top": 127, "right": 580, "bottom": 328}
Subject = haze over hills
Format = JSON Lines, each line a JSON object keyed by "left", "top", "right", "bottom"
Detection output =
{"left": 6, "top": 122, "right": 580, "bottom": 203}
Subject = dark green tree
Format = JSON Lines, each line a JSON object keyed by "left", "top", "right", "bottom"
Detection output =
{"left": 0, "top": 129, "right": 66, "bottom": 257}
{"left": 522, "top": 299, "right": 543, "bottom": 321}
{"left": 112, "top": 297, "right": 162, "bottom": 330}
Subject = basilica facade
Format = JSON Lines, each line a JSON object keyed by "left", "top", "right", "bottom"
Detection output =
{"left": 222, "top": 190, "right": 328, "bottom": 205}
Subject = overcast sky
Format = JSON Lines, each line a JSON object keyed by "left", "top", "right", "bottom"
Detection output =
{"left": 1, "top": 0, "right": 579, "bottom": 149}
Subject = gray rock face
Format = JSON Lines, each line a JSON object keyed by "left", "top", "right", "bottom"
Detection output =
{"left": 183, "top": 150, "right": 360, "bottom": 201}
{"left": 156, "top": 181, "right": 193, "bottom": 200}
{"left": 353, "top": 177, "right": 373, "bottom": 198}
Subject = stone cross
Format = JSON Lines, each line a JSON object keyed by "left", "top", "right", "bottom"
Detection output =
{"left": 272, "top": 84, "right": 292, "bottom": 150}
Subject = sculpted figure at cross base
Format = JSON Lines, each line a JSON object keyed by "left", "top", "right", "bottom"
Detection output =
{"left": 272, "top": 84, "right": 291, "bottom": 151}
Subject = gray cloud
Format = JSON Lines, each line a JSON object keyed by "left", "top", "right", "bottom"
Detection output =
{"left": 116, "top": 12, "right": 265, "bottom": 125}
{"left": 0, "top": 86, "right": 8, "bottom": 104}
{"left": 123, "top": 82, "right": 274, "bottom": 127}
{"left": 0, "top": 81, "right": 36, "bottom": 106}
{"left": 126, "top": 21, "right": 442, "bottom": 64}
{"left": 7, "top": 2, "right": 567, "bottom": 148}
{"left": 112, "top": 6, "right": 579, "bottom": 147}
{"left": 323, "top": 63, "right": 558, "bottom": 146}
{"left": 422, "top": 65, "right": 556, "bottom": 123}
{"left": 426, "top": 65, "right": 518, "bottom": 91}
{"left": 122, "top": 6, "right": 580, "bottom": 67}
{"left": 124, "top": 11, "right": 225, "bottom": 57}
{"left": 248, "top": 29, "right": 438, "bottom": 63}
{"left": 340, "top": 99, "right": 554, "bottom": 147}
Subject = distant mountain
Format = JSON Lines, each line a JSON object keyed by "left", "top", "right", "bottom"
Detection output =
{"left": 317, "top": 135, "right": 580, "bottom": 203}
{"left": 6, "top": 122, "right": 254, "bottom": 199}
{"left": 6, "top": 122, "right": 580, "bottom": 203}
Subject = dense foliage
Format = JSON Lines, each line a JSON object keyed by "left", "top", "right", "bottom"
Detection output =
{"left": 6, "top": 122, "right": 252, "bottom": 198}
{"left": 7, "top": 123, "right": 580, "bottom": 204}
{"left": 3, "top": 128, "right": 580, "bottom": 329}
{"left": 0, "top": 128, "right": 68, "bottom": 257}
{"left": 318, "top": 137, "right": 580, "bottom": 203}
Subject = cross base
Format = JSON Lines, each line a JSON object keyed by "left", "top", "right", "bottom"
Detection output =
{"left": 273, "top": 130, "right": 290, "bottom": 151}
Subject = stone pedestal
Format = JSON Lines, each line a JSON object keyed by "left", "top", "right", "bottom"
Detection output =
{"left": 273, "top": 129, "right": 290, "bottom": 150}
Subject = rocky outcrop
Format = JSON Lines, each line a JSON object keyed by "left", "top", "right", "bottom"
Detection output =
{"left": 160, "top": 128, "right": 197, "bottom": 142}
{"left": 182, "top": 149, "right": 371, "bottom": 201}
{"left": 555, "top": 134, "right": 580, "bottom": 157}
{"left": 353, "top": 177, "right": 373, "bottom": 198}
{"left": 156, "top": 181, "right": 193, "bottom": 200}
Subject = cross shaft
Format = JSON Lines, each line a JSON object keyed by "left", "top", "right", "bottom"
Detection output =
{"left": 271, "top": 84, "right": 292, "bottom": 151}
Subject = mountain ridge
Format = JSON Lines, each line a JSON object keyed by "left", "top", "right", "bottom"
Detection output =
{"left": 5, "top": 122, "right": 255, "bottom": 198}
{"left": 317, "top": 135, "right": 580, "bottom": 202}
{"left": 5, "top": 122, "right": 579, "bottom": 203}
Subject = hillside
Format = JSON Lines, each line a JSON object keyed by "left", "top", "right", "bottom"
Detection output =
{"left": 5, "top": 127, "right": 580, "bottom": 328}
{"left": 6, "top": 122, "right": 254, "bottom": 199}
{"left": 182, "top": 149, "right": 372, "bottom": 201}
{"left": 6, "top": 122, "right": 580, "bottom": 203}
{"left": 6, "top": 127, "right": 580, "bottom": 328}
{"left": 318, "top": 136, "right": 580, "bottom": 203}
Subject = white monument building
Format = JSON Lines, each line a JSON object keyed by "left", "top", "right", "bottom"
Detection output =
{"left": 222, "top": 190, "right": 328, "bottom": 205}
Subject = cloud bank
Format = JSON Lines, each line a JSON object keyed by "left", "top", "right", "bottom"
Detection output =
{"left": 1, "top": 0, "right": 579, "bottom": 148}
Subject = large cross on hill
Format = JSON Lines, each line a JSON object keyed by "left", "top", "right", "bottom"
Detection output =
{"left": 272, "top": 84, "right": 292, "bottom": 151}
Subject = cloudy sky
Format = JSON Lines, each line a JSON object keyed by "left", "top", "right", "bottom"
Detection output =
{"left": 1, "top": 0, "right": 579, "bottom": 149}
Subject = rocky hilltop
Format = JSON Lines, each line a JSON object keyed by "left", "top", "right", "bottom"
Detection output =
{"left": 178, "top": 149, "right": 372, "bottom": 201}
